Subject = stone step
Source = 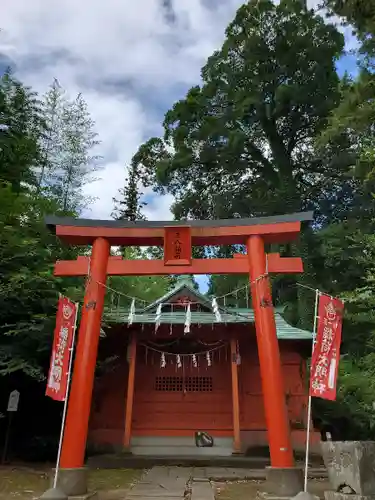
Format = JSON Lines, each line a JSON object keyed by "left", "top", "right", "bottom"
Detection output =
{"left": 130, "top": 436, "right": 233, "bottom": 447}
{"left": 131, "top": 445, "right": 233, "bottom": 456}
{"left": 86, "top": 454, "right": 327, "bottom": 478}
{"left": 87, "top": 454, "right": 270, "bottom": 470}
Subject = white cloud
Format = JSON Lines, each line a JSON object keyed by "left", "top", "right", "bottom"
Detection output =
{"left": 143, "top": 190, "right": 174, "bottom": 221}
{"left": 0, "top": 0, "right": 358, "bottom": 222}
{"left": 0, "top": 0, "right": 244, "bottom": 221}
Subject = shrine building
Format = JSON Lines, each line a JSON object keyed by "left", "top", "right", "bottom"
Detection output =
{"left": 88, "top": 276, "right": 320, "bottom": 458}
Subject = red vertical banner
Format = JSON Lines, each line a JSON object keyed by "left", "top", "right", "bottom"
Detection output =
{"left": 46, "top": 297, "right": 77, "bottom": 402}
{"left": 310, "top": 295, "right": 344, "bottom": 401}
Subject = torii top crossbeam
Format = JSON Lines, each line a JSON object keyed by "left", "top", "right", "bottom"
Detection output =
{"left": 46, "top": 211, "right": 313, "bottom": 276}
{"left": 45, "top": 211, "right": 313, "bottom": 246}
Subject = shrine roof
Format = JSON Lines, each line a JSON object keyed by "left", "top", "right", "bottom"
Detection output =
{"left": 103, "top": 307, "right": 312, "bottom": 340}
{"left": 45, "top": 211, "right": 313, "bottom": 246}
{"left": 102, "top": 276, "right": 312, "bottom": 340}
{"left": 141, "top": 275, "right": 212, "bottom": 312}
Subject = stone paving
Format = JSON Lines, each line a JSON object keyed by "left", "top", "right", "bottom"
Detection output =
{"left": 125, "top": 466, "right": 213, "bottom": 500}
{"left": 124, "top": 466, "right": 327, "bottom": 500}
{"left": 126, "top": 466, "right": 191, "bottom": 499}
{"left": 191, "top": 467, "right": 264, "bottom": 481}
{"left": 190, "top": 480, "right": 215, "bottom": 500}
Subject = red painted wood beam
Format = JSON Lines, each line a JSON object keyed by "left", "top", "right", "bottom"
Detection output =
{"left": 124, "top": 333, "right": 137, "bottom": 448}
{"left": 234, "top": 252, "right": 303, "bottom": 273}
{"left": 53, "top": 254, "right": 303, "bottom": 277}
{"left": 230, "top": 338, "right": 241, "bottom": 453}
{"left": 54, "top": 221, "right": 302, "bottom": 246}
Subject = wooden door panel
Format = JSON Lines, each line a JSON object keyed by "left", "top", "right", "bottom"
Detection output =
{"left": 133, "top": 358, "right": 231, "bottom": 432}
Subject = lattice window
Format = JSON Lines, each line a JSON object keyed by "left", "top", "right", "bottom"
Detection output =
{"left": 155, "top": 376, "right": 183, "bottom": 392}
{"left": 185, "top": 376, "right": 213, "bottom": 392}
{"left": 154, "top": 376, "right": 213, "bottom": 392}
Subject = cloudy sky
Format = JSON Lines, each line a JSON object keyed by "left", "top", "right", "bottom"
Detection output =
{"left": 0, "top": 0, "right": 359, "bottom": 226}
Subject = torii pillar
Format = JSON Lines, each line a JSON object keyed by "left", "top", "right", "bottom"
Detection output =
{"left": 247, "top": 235, "right": 303, "bottom": 496}
{"left": 57, "top": 237, "right": 110, "bottom": 497}
{"left": 44, "top": 211, "right": 313, "bottom": 498}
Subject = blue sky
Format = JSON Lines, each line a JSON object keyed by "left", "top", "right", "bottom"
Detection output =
{"left": 336, "top": 53, "right": 359, "bottom": 77}
{"left": 0, "top": 1, "right": 359, "bottom": 294}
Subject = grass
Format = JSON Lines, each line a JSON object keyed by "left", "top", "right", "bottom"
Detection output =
{"left": 0, "top": 466, "right": 142, "bottom": 499}
{"left": 215, "top": 480, "right": 261, "bottom": 500}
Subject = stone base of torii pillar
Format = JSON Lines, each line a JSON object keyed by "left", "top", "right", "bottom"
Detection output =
{"left": 39, "top": 467, "right": 97, "bottom": 500}
{"left": 39, "top": 487, "right": 97, "bottom": 500}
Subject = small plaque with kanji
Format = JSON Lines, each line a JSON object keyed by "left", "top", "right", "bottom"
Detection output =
{"left": 164, "top": 226, "right": 192, "bottom": 266}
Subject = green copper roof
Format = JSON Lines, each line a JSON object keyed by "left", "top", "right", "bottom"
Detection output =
{"left": 103, "top": 307, "right": 311, "bottom": 340}
{"left": 142, "top": 275, "right": 210, "bottom": 312}
{"left": 102, "top": 277, "right": 312, "bottom": 340}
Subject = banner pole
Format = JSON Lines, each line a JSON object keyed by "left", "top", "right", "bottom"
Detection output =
{"left": 53, "top": 301, "right": 79, "bottom": 489}
{"left": 304, "top": 289, "right": 320, "bottom": 492}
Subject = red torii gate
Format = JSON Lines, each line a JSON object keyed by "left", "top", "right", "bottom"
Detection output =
{"left": 46, "top": 211, "right": 313, "bottom": 496}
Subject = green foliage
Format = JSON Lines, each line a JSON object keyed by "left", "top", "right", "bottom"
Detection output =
{"left": 313, "top": 358, "right": 375, "bottom": 439}
{"left": 112, "top": 160, "right": 146, "bottom": 221}
{"left": 0, "top": 184, "right": 83, "bottom": 379}
{"left": 0, "top": 72, "right": 99, "bottom": 379}
{"left": 320, "top": 0, "right": 375, "bottom": 193}
{"left": 318, "top": 69, "right": 375, "bottom": 196}
{"left": 208, "top": 275, "right": 249, "bottom": 307}
{"left": 324, "top": 0, "right": 375, "bottom": 56}
{"left": 312, "top": 0, "right": 375, "bottom": 434}
{"left": 104, "top": 247, "right": 172, "bottom": 311}
{"left": 38, "top": 79, "right": 102, "bottom": 212}
{"left": 134, "top": 0, "right": 348, "bottom": 220}
{"left": 0, "top": 70, "right": 44, "bottom": 192}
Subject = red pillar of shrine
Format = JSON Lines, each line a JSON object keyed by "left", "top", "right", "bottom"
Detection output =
{"left": 60, "top": 237, "right": 110, "bottom": 470}
{"left": 247, "top": 235, "right": 294, "bottom": 468}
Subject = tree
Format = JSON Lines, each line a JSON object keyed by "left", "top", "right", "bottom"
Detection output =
{"left": 112, "top": 160, "right": 146, "bottom": 221}
{"left": 318, "top": 71, "right": 375, "bottom": 199}
{"left": 104, "top": 248, "right": 172, "bottom": 313}
{"left": 320, "top": 0, "right": 375, "bottom": 193}
{"left": 134, "top": 0, "right": 349, "bottom": 222}
{"left": 0, "top": 70, "right": 44, "bottom": 192}
{"left": 310, "top": 229, "right": 375, "bottom": 440}
{"left": 324, "top": 0, "right": 375, "bottom": 56}
{"left": 39, "top": 81, "right": 101, "bottom": 213}
{"left": 0, "top": 185, "right": 82, "bottom": 379}
{"left": 0, "top": 74, "right": 90, "bottom": 379}
{"left": 37, "top": 79, "right": 64, "bottom": 192}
